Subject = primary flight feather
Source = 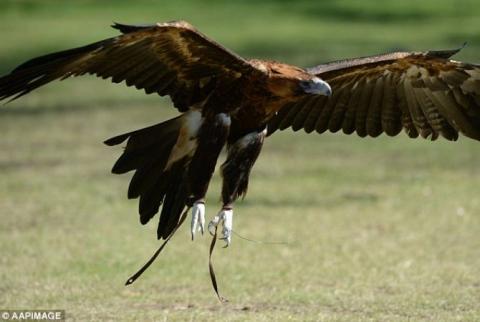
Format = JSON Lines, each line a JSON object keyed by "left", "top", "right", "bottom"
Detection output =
{"left": 1, "top": 20, "right": 479, "bottom": 255}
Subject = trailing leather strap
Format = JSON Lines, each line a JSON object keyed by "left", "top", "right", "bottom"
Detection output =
{"left": 209, "top": 225, "right": 228, "bottom": 303}
{"left": 125, "top": 206, "right": 190, "bottom": 286}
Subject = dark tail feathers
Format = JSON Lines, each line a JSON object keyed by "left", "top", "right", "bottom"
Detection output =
{"left": 105, "top": 116, "right": 189, "bottom": 239}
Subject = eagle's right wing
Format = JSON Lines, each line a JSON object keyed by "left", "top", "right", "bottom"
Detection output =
{"left": 0, "top": 21, "right": 256, "bottom": 112}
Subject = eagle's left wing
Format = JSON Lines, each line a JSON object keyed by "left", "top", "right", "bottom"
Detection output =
{"left": 268, "top": 48, "right": 480, "bottom": 141}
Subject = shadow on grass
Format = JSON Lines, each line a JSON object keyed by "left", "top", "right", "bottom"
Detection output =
{"left": 0, "top": 97, "right": 165, "bottom": 116}
{"left": 219, "top": 0, "right": 437, "bottom": 23}
{"left": 292, "top": 3, "right": 431, "bottom": 23}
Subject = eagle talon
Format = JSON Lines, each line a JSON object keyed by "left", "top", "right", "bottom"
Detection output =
{"left": 208, "top": 213, "right": 222, "bottom": 236}
{"left": 222, "top": 209, "right": 233, "bottom": 247}
{"left": 191, "top": 201, "right": 205, "bottom": 240}
{"left": 208, "top": 209, "right": 233, "bottom": 247}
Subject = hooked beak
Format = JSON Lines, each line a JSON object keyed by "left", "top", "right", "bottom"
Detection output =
{"left": 300, "top": 77, "right": 332, "bottom": 96}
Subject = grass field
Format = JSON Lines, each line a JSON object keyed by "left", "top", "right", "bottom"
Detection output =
{"left": 1, "top": 1, "right": 480, "bottom": 321}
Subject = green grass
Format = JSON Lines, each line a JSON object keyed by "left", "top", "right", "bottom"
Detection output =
{"left": 1, "top": 1, "right": 480, "bottom": 321}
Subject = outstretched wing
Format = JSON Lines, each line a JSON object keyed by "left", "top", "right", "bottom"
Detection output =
{"left": 268, "top": 48, "right": 480, "bottom": 141}
{"left": 0, "top": 21, "right": 254, "bottom": 111}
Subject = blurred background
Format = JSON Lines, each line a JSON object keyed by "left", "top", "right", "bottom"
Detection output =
{"left": 1, "top": 1, "right": 479, "bottom": 321}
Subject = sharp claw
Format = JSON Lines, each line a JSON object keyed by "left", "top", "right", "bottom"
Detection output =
{"left": 208, "top": 209, "right": 233, "bottom": 246}
{"left": 191, "top": 201, "right": 205, "bottom": 240}
{"left": 208, "top": 213, "right": 221, "bottom": 236}
{"left": 220, "top": 235, "right": 231, "bottom": 248}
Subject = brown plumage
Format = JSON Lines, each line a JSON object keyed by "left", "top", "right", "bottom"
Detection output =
{"left": 1, "top": 21, "right": 480, "bottom": 287}
{"left": 269, "top": 48, "right": 480, "bottom": 140}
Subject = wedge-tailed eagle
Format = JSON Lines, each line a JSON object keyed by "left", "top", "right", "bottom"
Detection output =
{"left": 1, "top": 20, "right": 479, "bottom": 279}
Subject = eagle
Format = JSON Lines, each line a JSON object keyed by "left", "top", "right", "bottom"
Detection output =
{"left": 1, "top": 20, "right": 480, "bottom": 254}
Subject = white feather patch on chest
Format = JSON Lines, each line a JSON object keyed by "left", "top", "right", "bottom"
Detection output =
{"left": 215, "top": 113, "right": 232, "bottom": 127}
{"left": 235, "top": 128, "right": 267, "bottom": 149}
{"left": 164, "top": 110, "right": 203, "bottom": 171}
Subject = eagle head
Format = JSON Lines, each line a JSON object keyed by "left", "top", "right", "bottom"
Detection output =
{"left": 263, "top": 62, "right": 332, "bottom": 99}
{"left": 299, "top": 77, "right": 332, "bottom": 96}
